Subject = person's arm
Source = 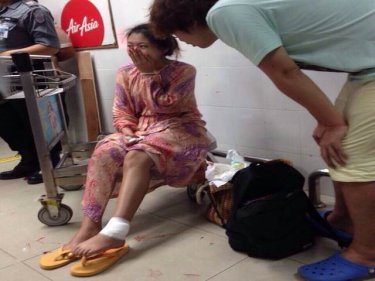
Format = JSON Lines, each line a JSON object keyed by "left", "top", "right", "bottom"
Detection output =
{"left": 15, "top": 5, "right": 60, "bottom": 57}
{"left": 128, "top": 48, "right": 196, "bottom": 113}
{"left": 54, "top": 26, "right": 76, "bottom": 62}
{"left": 0, "top": 44, "right": 58, "bottom": 56}
{"left": 258, "top": 46, "right": 347, "bottom": 167}
{"left": 143, "top": 65, "right": 196, "bottom": 113}
{"left": 55, "top": 45, "right": 75, "bottom": 62}
{"left": 112, "top": 68, "right": 139, "bottom": 135}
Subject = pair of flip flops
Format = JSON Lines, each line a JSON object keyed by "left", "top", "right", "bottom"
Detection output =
{"left": 39, "top": 246, "right": 79, "bottom": 270}
{"left": 298, "top": 253, "right": 375, "bottom": 281}
{"left": 39, "top": 244, "right": 129, "bottom": 277}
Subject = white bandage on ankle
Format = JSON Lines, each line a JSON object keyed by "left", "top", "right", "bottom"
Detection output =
{"left": 99, "top": 217, "right": 130, "bottom": 240}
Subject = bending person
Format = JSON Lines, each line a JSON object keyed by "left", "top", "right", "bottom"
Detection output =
{"left": 39, "top": 23, "right": 210, "bottom": 276}
{"left": 149, "top": 1, "right": 375, "bottom": 281}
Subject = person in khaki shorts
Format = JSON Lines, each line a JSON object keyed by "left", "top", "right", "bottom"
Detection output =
{"left": 149, "top": 1, "right": 375, "bottom": 280}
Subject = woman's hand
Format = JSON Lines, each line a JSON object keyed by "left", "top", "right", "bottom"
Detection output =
{"left": 121, "top": 128, "right": 135, "bottom": 144}
{"left": 313, "top": 124, "right": 348, "bottom": 168}
{"left": 124, "top": 135, "right": 144, "bottom": 145}
{"left": 128, "top": 48, "right": 156, "bottom": 74}
{"left": 121, "top": 128, "right": 134, "bottom": 136}
{"left": 121, "top": 128, "right": 144, "bottom": 145}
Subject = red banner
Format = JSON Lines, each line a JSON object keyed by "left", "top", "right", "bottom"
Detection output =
{"left": 60, "top": 0, "right": 105, "bottom": 48}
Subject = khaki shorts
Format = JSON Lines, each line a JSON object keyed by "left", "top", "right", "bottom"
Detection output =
{"left": 329, "top": 79, "right": 375, "bottom": 182}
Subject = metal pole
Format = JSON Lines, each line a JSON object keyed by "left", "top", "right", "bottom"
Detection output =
{"left": 308, "top": 168, "right": 330, "bottom": 208}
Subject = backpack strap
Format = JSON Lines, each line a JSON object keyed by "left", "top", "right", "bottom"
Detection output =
{"left": 195, "top": 182, "right": 209, "bottom": 205}
{"left": 206, "top": 187, "right": 227, "bottom": 227}
{"left": 304, "top": 194, "right": 350, "bottom": 248}
{"left": 197, "top": 182, "right": 232, "bottom": 227}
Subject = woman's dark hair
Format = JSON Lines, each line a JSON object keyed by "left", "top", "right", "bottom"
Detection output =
{"left": 126, "top": 23, "right": 180, "bottom": 57}
{"left": 149, "top": 0, "right": 218, "bottom": 37}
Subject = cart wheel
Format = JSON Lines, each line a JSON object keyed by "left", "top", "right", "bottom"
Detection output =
{"left": 37, "top": 204, "right": 73, "bottom": 226}
{"left": 59, "top": 185, "right": 83, "bottom": 191}
{"left": 187, "top": 184, "right": 198, "bottom": 202}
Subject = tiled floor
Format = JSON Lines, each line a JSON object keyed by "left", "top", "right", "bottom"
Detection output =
{"left": 0, "top": 139, "right": 351, "bottom": 281}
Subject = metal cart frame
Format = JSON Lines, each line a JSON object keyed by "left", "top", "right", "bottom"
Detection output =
{"left": 2, "top": 52, "right": 95, "bottom": 226}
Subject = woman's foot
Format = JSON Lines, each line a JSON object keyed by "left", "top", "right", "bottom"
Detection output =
{"left": 72, "top": 234, "right": 125, "bottom": 257}
{"left": 63, "top": 218, "right": 102, "bottom": 251}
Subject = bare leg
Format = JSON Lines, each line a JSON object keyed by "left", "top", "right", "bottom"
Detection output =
{"left": 339, "top": 181, "right": 375, "bottom": 265}
{"left": 326, "top": 181, "right": 353, "bottom": 234}
{"left": 62, "top": 134, "right": 126, "bottom": 251}
{"left": 73, "top": 150, "right": 154, "bottom": 257}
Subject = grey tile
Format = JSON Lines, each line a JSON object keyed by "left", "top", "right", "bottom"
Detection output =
{"left": 207, "top": 257, "right": 304, "bottom": 281}
{"left": 152, "top": 195, "right": 227, "bottom": 238}
{"left": 138, "top": 185, "right": 188, "bottom": 214}
{"left": 0, "top": 263, "right": 50, "bottom": 281}
{"left": 0, "top": 250, "right": 17, "bottom": 269}
{"left": 26, "top": 213, "right": 245, "bottom": 281}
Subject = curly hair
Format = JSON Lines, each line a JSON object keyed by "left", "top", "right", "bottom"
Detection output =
{"left": 127, "top": 23, "right": 180, "bottom": 57}
{"left": 149, "top": 0, "right": 218, "bottom": 37}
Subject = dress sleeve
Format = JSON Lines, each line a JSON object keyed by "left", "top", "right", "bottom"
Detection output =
{"left": 143, "top": 63, "right": 197, "bottom": 114}
{"left": 112, "top": 69, "right": 139, "bottom": 132}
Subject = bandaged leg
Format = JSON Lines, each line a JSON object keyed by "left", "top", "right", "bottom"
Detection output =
{"left": 99, "top": 217, "right": 130, "bottom": 241}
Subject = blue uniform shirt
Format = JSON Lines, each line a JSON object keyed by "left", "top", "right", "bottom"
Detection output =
{"left": 0, "top": 0, "right": 59, "bottom": 52}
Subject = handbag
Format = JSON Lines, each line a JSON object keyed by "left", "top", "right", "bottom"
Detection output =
{"left": 196, "top": 159, "right": 292, "bottom": 227}
{"left": 196, "top": 181, "right": 233, "bottom": 227}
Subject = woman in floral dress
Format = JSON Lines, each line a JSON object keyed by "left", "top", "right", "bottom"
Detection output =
{"left": 40, "top": 23, "right": 210, "bottom": 275}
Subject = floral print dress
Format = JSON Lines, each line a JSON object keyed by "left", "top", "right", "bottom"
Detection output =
{"left": 82, "top": 61, "right": 211, "bottom": 222}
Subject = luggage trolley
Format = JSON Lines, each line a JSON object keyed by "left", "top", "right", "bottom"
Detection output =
{"left": 1, "top": 52, "right": 94, "bottom": 226}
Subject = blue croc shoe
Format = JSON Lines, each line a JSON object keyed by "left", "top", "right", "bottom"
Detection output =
{"left": 298, "top": 253, "right": 375, "bottom": 281}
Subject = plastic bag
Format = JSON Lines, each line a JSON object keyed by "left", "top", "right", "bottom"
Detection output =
{"left": 226, "top": 149, "right": 247, "bottom": 170}
{"left": 205, "top": 150, "right": 248, "bottom": 187}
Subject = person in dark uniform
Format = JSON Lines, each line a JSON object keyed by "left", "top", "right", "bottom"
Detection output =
{"left": 0, "top": 0, "right": 60, "bottom": 184}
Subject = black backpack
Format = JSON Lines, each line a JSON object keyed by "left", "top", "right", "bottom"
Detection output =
{"left": 225, "top": 160, "right": 344, "bottom": 260}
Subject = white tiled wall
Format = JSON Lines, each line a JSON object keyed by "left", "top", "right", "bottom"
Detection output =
{"left": 41, "top": 0, "right": 349, "bottom": 195}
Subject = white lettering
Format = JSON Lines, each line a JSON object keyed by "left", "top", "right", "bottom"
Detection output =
{"left": 65, "top": 17, "right": 99, "bottom": 37}
{"left": 79, "top": 16, "right": 99, "bottom": 36}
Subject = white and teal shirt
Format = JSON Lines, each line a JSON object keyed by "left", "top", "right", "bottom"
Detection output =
{"left": 207, "top": 0, "right": 375, "bottom": 81}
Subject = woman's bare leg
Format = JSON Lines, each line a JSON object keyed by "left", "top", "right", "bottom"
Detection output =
{"left": 73, "top": 150, "right": 154, "bottom": 256}
{"left": 62, "top": 135, "right": 126, "bottom": 251}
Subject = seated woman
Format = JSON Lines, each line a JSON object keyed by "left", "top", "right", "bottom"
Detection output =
{"left": 39, "top": 23, "right": 211, "bottom": 276}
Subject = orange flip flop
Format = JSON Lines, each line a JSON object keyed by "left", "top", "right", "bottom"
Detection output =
{"left": 70, "top": 244, "right": 129, "bottom": 277}
{"left": 39, "top": 246, "right": 78, "bottom": 270}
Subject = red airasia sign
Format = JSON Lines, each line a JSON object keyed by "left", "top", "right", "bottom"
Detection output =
{"left": 60, "top": 0, "right": 104, "bottom": 48}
